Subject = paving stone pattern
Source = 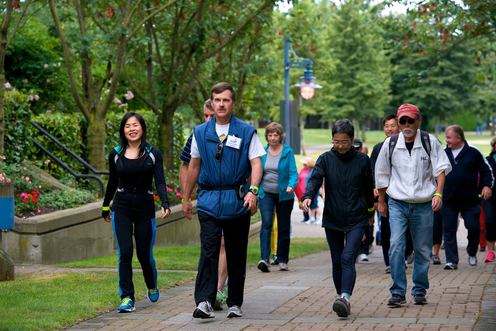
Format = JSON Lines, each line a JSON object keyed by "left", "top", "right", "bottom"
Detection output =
{"left": 68, "top": 203, "right": 496, "bottom": 331}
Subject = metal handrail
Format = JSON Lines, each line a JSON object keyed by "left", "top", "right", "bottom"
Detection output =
{"left": 31, "top": 121, "right": 109, "bottom": 196}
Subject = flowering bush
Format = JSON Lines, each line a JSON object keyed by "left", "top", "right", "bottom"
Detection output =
{"left": 16, "top": 189, "right": 41, "bottom": 215}
{"left": 0, "top": 172, "right": 12, "bottom": 184}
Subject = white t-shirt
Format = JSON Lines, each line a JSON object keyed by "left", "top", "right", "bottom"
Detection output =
{"left": 190, "top": 122, "right": 266, "bottom": 160}
{"left": 451, "top": 144, "right": 464, "bottom": 159}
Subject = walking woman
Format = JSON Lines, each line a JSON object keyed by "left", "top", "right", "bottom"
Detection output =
{"left": 302, "top": 119, "right": 374, "bottom": 318}
{"left": 482, "top": 137, "right": 496, "bottom": 263}
{"left": 257, "top": 122, "right": 298, "bottom": 272}
{"left": 102, "top": 112, "right": 171, "bottom": 313}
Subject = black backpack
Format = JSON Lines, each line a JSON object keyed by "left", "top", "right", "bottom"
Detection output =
{"left": 389, "top": 130, "right": 431, "bottom": 165}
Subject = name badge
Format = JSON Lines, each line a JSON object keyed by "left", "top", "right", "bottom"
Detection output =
{"left": 226, "top": 135, "right": 242, "bottom": 149}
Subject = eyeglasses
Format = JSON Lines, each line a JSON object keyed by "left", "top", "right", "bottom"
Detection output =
{"left": 332, "top": 139, "right": 351, "bottom": 146}
{"left": 399, "top": 117, "right": 416, "bottom": 125}
{"left": 215, "top": 142, "right": 224, "bottom": 160}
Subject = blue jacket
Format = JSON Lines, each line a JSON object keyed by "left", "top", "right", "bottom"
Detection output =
{"left": 259, "top": 144, "right": 298, "bottom": 201}
{"left": 194, "top": 115, "right": 255, "bottom": 219}
{"left": 444, "top": 143, "right": 494, "bottom": 206}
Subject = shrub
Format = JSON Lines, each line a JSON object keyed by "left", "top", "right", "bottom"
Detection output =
{"left": 30, "top": 112, "right": 85, "bottom": 177}
{"left": 4, "top": 89, "right": 33, "bottom": 164}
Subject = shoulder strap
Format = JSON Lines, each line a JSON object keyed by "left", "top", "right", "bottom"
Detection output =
{"left": 113, "top": 145, "right": 123, "bottom": 164}
{"left": 388, "top": 134, "right": 399, "bottom": 165}
{"left": 147, "top": 145, "right": 156, "bottom": 165}
{"left": 420, "top": 130, "right": 431, "bottom": 156}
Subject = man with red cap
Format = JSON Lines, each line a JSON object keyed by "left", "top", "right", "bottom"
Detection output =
{"left": 375, "top": 104, "right": 451, "bottom": 308}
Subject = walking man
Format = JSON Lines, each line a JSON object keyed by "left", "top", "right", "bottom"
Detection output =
{"left": 370, "top": 114, "right": 414, "bottom": 273}
{"left": 375, "top": 104, "right": 451, "bottom": 307}
{"left": 182, "top": 82, "right": 265, "bottom": 319}
{"left": 441, "top": 125, "right": 493, "bottom": 270}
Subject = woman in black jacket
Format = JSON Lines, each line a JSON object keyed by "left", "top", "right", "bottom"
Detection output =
{"left": 102, "top": 112, "right": 171, "bottom": 313}
{"left": 302, "top": 119, "right": 374, "bottom": 319}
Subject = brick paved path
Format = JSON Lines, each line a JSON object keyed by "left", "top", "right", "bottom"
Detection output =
{"left": 69, "top": 205, "right": 496, "bottom": 331}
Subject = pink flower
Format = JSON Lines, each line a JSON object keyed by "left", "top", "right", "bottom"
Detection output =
{"left": 166, "top": 186, "right": 173, "bottom": 193}
{"left": 4, "top": 82, "right": 12, "bottom": 89}
{"left": 19, "top": 192, "right": 29, "bottom": 199}
{"left": 43, "top": 64, "right": 49, "bottom": 69}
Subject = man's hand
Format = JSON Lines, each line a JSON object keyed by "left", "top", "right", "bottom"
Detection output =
{"left": 481, "top": 186, "right": 492, "bottom": 200}
{"left": 432, "top": 196, "right": 443, "bottom": 212}
{"left": 182, "top": 200, "right": 193, "bottom": 220}
{"left": 286, "top": 186, "right": 294, "bottom": 194}
{"left": 378, "top": 201, "right": 388, "bottom": 217}
{"left": 161, "top": 207, "right": 171, "bottom": 219}
{"left": 302, "top": 198, "right": 311, "bottom": 213}
{"left": 243, "top": 192, "right": 258, "bottom": 215}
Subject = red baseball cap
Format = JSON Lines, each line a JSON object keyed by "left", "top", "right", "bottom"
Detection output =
{"left": 397, "top": 104, "right": 420, "bottom": 119}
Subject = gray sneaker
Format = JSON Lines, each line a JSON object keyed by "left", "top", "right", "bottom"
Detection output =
{"left": 227, "top": 305, "right": 243, "bottom": 318}
{"left": 431, "top": 255, "right": 441, "bottom": 265}
{"left": 279, "top": 262, "right": 289, "bottom": 271}
{"left": 468, "top": 256, "right": 477, "bottom": 266}
{"left": 193, "top": 301, "right": 214, "bottom": 319}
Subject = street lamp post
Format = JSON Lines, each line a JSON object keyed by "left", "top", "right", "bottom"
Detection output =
{"left": 283, "top": 34, "right": 321, "bottom": 149}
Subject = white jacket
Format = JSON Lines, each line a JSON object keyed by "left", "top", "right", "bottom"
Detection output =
{"left": 375, "top": 130, "right": 452, "bottom": 203}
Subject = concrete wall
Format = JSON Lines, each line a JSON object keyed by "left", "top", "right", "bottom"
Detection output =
{"left": 0, "top": 202, "right": 261, "bottom": 265}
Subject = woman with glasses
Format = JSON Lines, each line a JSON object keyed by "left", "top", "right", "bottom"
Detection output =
{"left": 302, "top": 119, "right": 374, "bottom": 319}
{"left": 257, "top": 122, "right": 298, "bottom": 272}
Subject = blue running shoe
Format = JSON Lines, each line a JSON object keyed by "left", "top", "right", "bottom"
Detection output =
{"left": 147, "top": 288, "right": 160, "bottom": 303}
{"left": 118, "top": 297, "right": 136, "bottom": 313}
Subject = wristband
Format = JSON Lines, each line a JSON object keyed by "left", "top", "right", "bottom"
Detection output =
{"left": 433, "top": 192, "right": 443, "bottom": 198}
{"left": 102, "top": 206, "right": 110, "bottom": 211}
{"left": 367, "top": 207, "right": 375, "bottom": 213}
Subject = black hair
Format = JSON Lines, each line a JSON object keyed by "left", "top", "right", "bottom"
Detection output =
{"left": 118, "top": 112, "right": 148, "bottom": 155}
{"left": 332, "top": 119, "right": 354, "bottom": 139}
{"left": 383, "top": 114, "right": 397, "bottom": 125}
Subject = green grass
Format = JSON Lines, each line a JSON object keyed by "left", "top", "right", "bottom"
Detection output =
{"left": 299, "top": 129, "right": 493, "bottom": 157}
{"left": 0, "top": 271, "right": 194, "bottom": 331}
{"left": 59, "top": 237, "right": 328, "bottom": 270}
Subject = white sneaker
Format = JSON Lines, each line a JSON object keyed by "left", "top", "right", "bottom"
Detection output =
{"left": 227, "top": 305, "right": 243, "bottom": 318}
{"left": 193, "top": 301, "right": 214, "bottom": 319}
{"left": 279, "top": 262, "right": 289, "bottom": 271}
{"left": 359, "top": 254, "right": 368, "bottom": 262}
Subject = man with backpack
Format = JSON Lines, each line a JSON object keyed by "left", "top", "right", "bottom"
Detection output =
{"left": 375, "top": 104, "right": 451, "bottom": 308}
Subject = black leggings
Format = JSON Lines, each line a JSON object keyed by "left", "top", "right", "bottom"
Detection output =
{"left": 112, "top": 209, "right": 157, "bottom": 301}
{"left": 482, "top": 200, "right": 496, "bottom": 242}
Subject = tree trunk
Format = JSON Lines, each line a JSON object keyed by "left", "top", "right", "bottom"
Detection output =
{"left": 158, "top": 107, "right": 175, "bottom": 171}
{"left": 86, "top": 112, "right": 107, "bottom": 170}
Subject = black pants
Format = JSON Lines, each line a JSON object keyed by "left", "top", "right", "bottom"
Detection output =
{"left": 442, "top": 203, "right": 480, "bottom": 263}
{"left": 325, "top": 226, "right": 365, "bottom": 295}
{"left": 112, "top": 209, "right": 157, "bottom": 302}
{"left": 380, "top": 214, "right": 413, "bottom": 266}
{"left": 195, "top": 211, "right": 251, "bottom": 307}
{"left": 433, "top": 211, "right": 443, "bottom": 245}
{"left": 359, "top": 224, "right": 374, "bottom": 255}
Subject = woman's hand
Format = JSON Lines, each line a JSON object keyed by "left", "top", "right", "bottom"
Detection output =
{"left": 286, "top": 186, "right": 294, "bottom": 194}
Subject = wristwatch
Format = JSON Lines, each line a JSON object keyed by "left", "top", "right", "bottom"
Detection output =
{"left": 249, "top": 185, "right": 259, "bottom": 196}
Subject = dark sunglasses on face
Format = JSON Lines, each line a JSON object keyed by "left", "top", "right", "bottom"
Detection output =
{"left": 215, "top": 142, "right": 223, "bottom": 160}
{"left": 399, "top": 117, "right": 416, "bottom": 125}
